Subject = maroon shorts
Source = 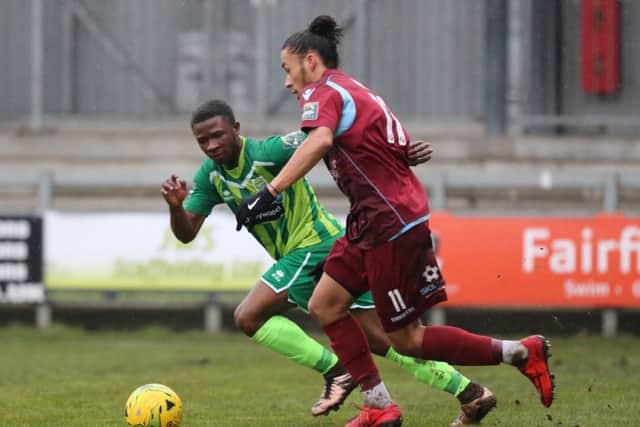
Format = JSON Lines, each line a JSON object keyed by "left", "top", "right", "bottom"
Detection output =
{"left": 324, "top": 222, "right": 447, "bottom": 332}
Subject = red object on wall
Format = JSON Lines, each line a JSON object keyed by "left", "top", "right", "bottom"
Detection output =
{"left": 581, "top": 0, "right": 620, "bottom": 94}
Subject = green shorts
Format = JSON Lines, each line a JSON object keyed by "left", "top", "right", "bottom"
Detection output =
{"left": 260, "top": 239, "right": 374, "bottom": 312}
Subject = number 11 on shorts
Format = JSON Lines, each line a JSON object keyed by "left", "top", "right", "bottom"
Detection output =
{"left": 387, "top": 289, "right": 407, "bottom": 312}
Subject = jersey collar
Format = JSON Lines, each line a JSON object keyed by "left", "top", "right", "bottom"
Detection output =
{"left": 321, "top": 68, "right": 341, "bottom": 81}
{"left": 223, "top": 136, "right": 246, "bottom": 179}
{"left": 301, "top": 68, "right": 339, "bottom": 96}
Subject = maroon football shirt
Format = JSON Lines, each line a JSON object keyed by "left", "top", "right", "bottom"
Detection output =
{"left": 299, "top": 69, "right": 430, "bottom": 249}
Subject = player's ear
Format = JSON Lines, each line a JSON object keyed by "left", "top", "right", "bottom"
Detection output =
{"left": 306, "top": 51, "right": 317, "bottom": 70}
{"left": 233, "top": 121, "right": 240, "bottom": 135}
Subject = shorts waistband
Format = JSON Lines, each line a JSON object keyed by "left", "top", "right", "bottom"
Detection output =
{"left": 388, "top": 214, "right": 430, "bottom": 241}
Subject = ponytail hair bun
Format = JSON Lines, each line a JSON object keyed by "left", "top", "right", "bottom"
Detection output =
{"left": 308, "top": 15, "right": 343, "bottom": 47}
{"left": 282, "top": 15, "right": 343, "bottom": 68}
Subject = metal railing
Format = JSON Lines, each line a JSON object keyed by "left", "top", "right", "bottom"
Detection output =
{"left": 2, "top": 167, "right": 640, "bottom": 214}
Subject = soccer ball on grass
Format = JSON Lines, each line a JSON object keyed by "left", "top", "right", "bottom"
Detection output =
{"left": 124, "top": 383, "right": 183, "bottom": 427}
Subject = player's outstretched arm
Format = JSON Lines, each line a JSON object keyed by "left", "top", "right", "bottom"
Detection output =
{"left": 408, "top": 140, "right": 433, "bottom": 166}
{"left": 161, "top": 174, "right": 205, "bottom": 243}
{"left": 235, "top": 126, "right": 332, "bottom": 231}
{"left": 269, "top": 126, "right": 333, "bottom": 194}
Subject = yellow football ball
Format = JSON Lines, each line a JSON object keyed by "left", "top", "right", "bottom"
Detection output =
{"left": 124, "top": 384, "right": 183, "bottom": 427}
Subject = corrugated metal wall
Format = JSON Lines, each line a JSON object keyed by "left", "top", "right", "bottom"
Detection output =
{"left": 368, "top": 1, "right": 485, "bottom": 119}
{"left": 69, "top": 0, "right": 193, "bottom": 116}
{"left": 193, "top": 0, "right": 487, "bottom": 120}
{"left": 0, "top": 0, "right": 202, "bottom": 119}
{"left": 0, "top": 0, "right": 487, "bottom": 120}
{"left": 0, "top": 0, "right": 638, "bottom": 122}
{"left": 0, "top": 0, "right": 31, "bottom": 119}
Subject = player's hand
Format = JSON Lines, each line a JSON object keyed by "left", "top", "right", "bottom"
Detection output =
{"left": 408, "top": 140, "right": 433, "bottom": 166}
{"left": 161, "top": 174, "right": 188, "bottom": 208}
{"left": 235, "top": 188, "right": 284, "bottom": 231}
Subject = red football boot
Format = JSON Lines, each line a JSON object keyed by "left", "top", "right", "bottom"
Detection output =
{"left": 345, "top": 403, "right": 403, "bottom": 427}
{"left": 518, "top": 335, "right": 555, "bottom": 407}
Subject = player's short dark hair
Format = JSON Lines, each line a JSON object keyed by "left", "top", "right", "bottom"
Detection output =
{"left": 191, "top": 99, "right": 236, "bottom": 128}
{"left": 282, "top": 15, "right": 343, "bottom": 69}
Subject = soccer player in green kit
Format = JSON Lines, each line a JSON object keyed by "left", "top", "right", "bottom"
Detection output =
{"left": 162, "top": 99, "right": 484, "bottom": 420}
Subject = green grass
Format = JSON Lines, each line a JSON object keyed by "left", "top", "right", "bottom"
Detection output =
{"left": 0, "top": 325, "right": 638, "bottom": 426}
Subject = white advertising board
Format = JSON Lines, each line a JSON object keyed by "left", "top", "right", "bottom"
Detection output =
{"left": 45, "top": 211, "right": 273, "bottom": 290}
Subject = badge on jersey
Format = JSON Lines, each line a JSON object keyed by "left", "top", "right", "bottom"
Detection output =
{"left": 222, "top": 189, "right": 234, "bottom": 202}
{"left": 281, "top": 130, "right": 306, "bottom": 149}
{"left": 302, "top": 102, "right": 319, "bottom": 121}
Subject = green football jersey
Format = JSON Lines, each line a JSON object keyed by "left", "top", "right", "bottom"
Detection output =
{"left": 183, "top": 131, "right": 344, "bottom": 259}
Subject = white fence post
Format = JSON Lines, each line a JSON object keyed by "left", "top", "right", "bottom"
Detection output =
{"left": 428, "top": 308, "right": 446, "bottom": 326}
{"left": 204, "top": 303, "right": 222, "bottom": 333}
{"left": 35, "top": 303, "right": 52, "bottom": 329}
{"left": 602, "top": 309, "right": 618, "bottom": 337}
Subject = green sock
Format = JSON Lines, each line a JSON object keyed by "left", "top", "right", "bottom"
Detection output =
{"left": 384, "top": 347, "right": 470, "bottom": 396}
{"left": 252, "top": 315, "right": 338, "bottom": 374}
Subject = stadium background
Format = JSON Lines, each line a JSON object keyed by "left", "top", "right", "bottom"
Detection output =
{"left": 1, "top": 0, "right": 639, "bottom": 336}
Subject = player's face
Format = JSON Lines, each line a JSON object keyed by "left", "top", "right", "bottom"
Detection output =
{"left": 280, "top": 48, "right": 312, "bottom": 97}
{"left": 192, "top": 115, "right": 241, "bottom": 167}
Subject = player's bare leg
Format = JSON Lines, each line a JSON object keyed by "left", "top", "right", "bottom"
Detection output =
{"left": 309, "top": 274, "right": 402, "bottom": 426}
{"left": 234, "top": 280, "right": 348, "bottom": 408}
{"left": 234, "top": 280, "right": 294, "bottom": 336}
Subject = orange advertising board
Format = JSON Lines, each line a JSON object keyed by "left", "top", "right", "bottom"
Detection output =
{"left": 430, "top": 212, "right": 640, "bottom": 308}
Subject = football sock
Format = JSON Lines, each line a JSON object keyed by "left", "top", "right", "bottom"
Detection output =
{"left": 500, "top": 339, "right": 528, "bottom": 365}
{"left": 384, "top": 347, "right": 470, "bottom": 396}
{"left": 421, "top": 325, "right": 502, "bottom": 365}
{"left": 323, "top": 313, "right": 381, "bottom": 390}
{"left": 251, "top": 315, "right": 338, "bottom": 374}
{"left": 362, "top": 381, "right": 393, "bottom": 409}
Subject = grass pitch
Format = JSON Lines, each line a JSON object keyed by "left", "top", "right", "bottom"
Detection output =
{"left": 0, "top": 325, "right": 637, "bottom": 426}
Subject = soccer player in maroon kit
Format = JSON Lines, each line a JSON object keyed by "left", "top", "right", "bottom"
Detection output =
{"left": 236, "top": 15, "right": 555, "bottom": 427}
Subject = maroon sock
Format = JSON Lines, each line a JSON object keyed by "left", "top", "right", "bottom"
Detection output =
{"left": 323, "top": 314, "right": 381, "bottom": 390}
{"left": 421, "top": 325, "right": 502, "bottom": 365}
